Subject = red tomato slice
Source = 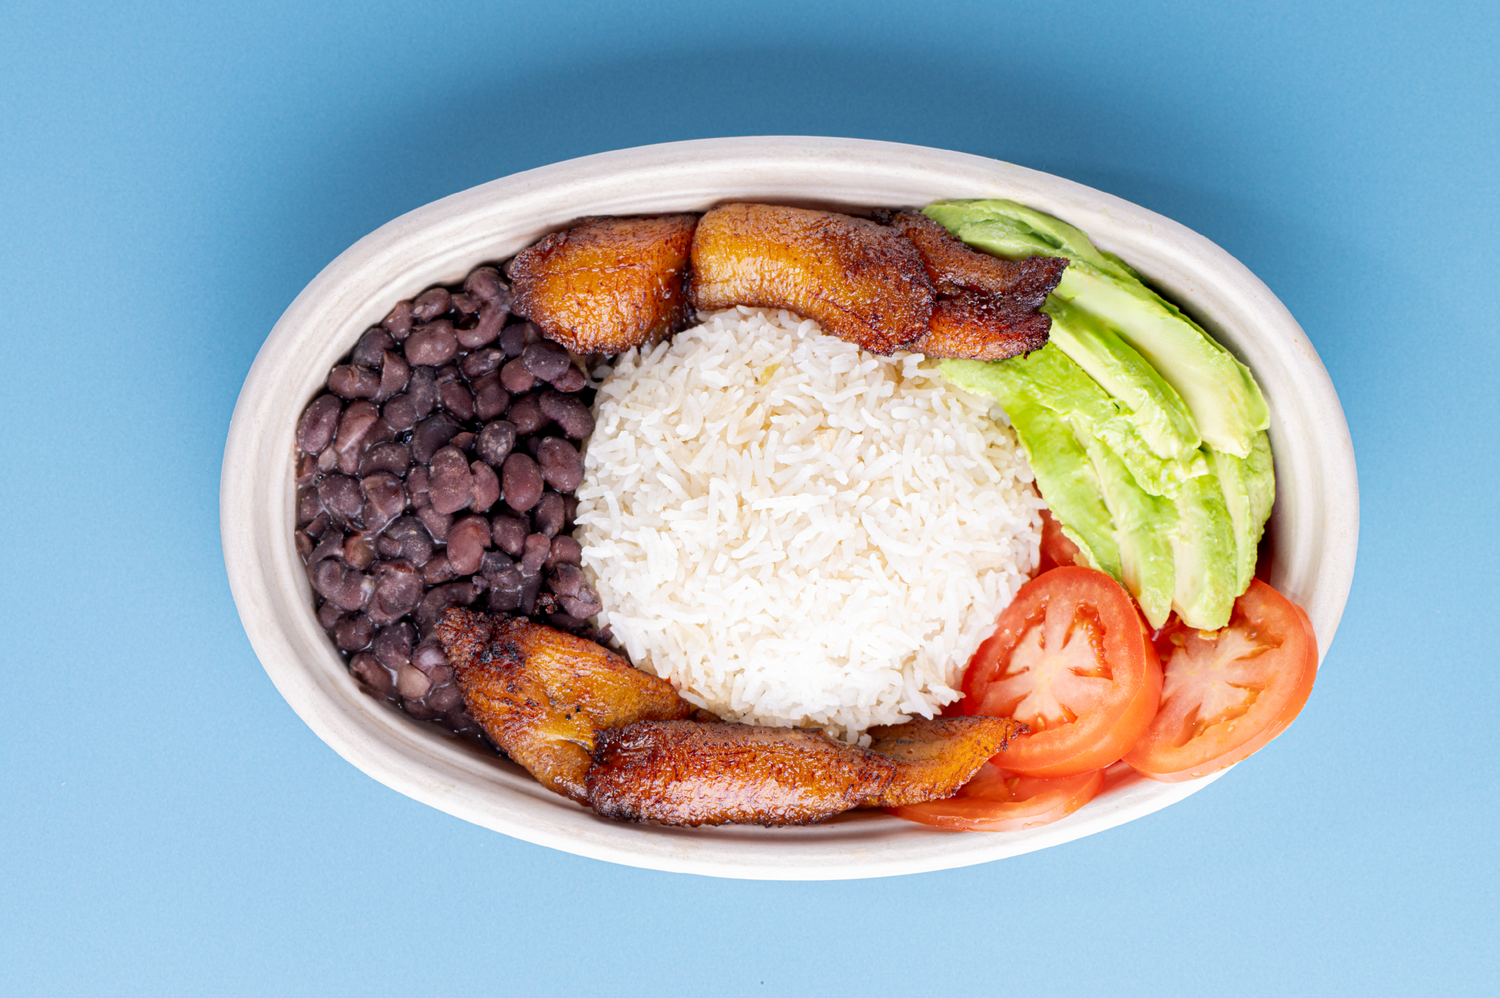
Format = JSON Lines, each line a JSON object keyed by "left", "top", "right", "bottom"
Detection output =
{"left": 1124, "top": 579, "right": 1318, "bottom": 782}
{"left": 890, "top": 766, "right": 1104, "bottom": 832}
{"left": 963, "top": 567, "right": 1162, "bottom": 778}
{"left": 1036, "top": 507, "right": 1085, "bottom": 573}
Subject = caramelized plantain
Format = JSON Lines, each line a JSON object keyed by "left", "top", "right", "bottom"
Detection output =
{"left": 586, "top": 720, "right": 897, "bottom": 826}
{"left": 863, "top": 716, "right": 1029, "bottom": 807}
{"left": 437, "top": 608, "right": 693, "bottom": 803}
{"left": 876, "top": 209, "right": 1068, "bottom": 307}
{"left": 509, "top": 214, "right": 698, "bottom": 355}
{"left": 904, "top": 292, "right": 1053, "bottom": 361}
{"left": 689, "top": 203, "right": 934, "bottom": 353}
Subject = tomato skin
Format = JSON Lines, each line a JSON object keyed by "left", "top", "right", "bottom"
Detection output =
{"left": 963, "top": 567, "right": 1162, "bottom": 778}
{"left": 1124, "top": 579, "right": 1318, "bottom": 783}
{"left": 889, "top": 766, "right": 1104, "bottom": 832}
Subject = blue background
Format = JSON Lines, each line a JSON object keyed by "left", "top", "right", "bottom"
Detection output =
{"left": 3, "top": 1, "right": 1496, "bottom": 995}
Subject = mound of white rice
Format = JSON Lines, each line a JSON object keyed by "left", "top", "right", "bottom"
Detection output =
{"left": 574, "top": 307, "right": 1042, "bottom": 742}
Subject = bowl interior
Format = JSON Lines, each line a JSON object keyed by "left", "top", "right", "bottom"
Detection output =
{"left": 221, "top": 137, "right": 1357, "bottom": 880}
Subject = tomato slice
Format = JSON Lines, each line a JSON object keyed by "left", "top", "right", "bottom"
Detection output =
{"left": 963, "top": 566, "right": 1162, "bottom": 778}
{"left": 1036, "top": 507, "right": 1085, "bottom": 573}
{"left": 890, "top": 766, "right": 1104, "bottom": 832}
{"left": 1124, "top": 579, "right": 1318, "bottom": 782}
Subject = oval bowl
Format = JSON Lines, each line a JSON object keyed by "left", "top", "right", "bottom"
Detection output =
{"left": 222, "top": 136, "right": 1358, "bottom": 880}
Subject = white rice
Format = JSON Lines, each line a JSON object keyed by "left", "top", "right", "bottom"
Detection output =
{"left": 574, "top": 307, "right": 1042, "bottom": 743}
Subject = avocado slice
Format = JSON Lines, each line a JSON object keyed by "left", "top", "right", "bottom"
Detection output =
{"left": 949, "top": 346, "right": 1207, "bottom": 498}
{"left": 1044, "top": 296, "right": 1201, "bottom": 462}
{"left": 943, "top": 372, "right": 1121, "bottom": 579}
{"left": 923, "top": 199, "right": 1271, "bottom": 459}
{"left": 1071, "top": 425, "right": 1176, "bottom": 628}
{"left": 1167, "top": 468, "right": 1239, "bottom": 629}
{"left": 1212, "top": 431, "right": 1276, "bottom": 592}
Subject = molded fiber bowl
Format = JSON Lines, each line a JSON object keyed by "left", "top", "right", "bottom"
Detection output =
{"left": 221, "top": 137, "right": 1358, "bottom": 880}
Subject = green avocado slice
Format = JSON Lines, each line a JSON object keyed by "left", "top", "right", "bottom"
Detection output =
{"left": 923, "top": 199, "right": 1270, "bottom": 459}
{"left": 1167, "top": 468, "right": 1239, "bottom": 629}
{"left": 1212, "top": 431, "right": 1276, "bottom": 593}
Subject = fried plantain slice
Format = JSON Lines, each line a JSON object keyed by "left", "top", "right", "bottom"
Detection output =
{"left": 688, "top": 203, "right": 935, "bottom": 353}
{"left": 508, "top": 214, "right": 698, "bottom": 355}
{"left": 876, "top": 209, "right": 1069, "bottom": 307}
{"left": 904, "top": 292, "right": 1053, "bottom": 361}
{"left": 586, "top": 721, "right": 897, "bottom": 826}
{"left": 862, "top": 716, "right": 1030, "bottom": 807}
{"left": 437, "top": 608, "right": 693, "bottom": 803}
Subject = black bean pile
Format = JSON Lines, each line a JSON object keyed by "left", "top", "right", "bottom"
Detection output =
{"left": 293, "top": 265, "right": 605, "bottom": 734}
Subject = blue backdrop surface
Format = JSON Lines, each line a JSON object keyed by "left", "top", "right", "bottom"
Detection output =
{"left": 2, "top": 2, "right": 1496, "bottom": 995}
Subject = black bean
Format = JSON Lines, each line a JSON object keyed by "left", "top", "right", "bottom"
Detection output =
{"left": 375, "top": 534, "right": 402, "bottom": 559}
{"left": 360, "top": 473, "right": 407, "bottom": 531}
{"left": 457, "top": 298, "right": 506, "bottom": 349}
{"left": 464, "top": 266, "right": 507, "bottom": 303}
{"left": 450, "top": 292, "right": 480, "bottom": 315}
{"left": 522, "top": 339, "right": 571, "bottom": 382}
{"left": 397, "top": 663, "right": 432, "bottom": 700}
{"left": 342, "top": 532, "right": 377, "bottom": 570}
{"left": 422, "top": 553, "right": 457, "bottom": 585}
{"left": 311, "top": 559, "right": 371, "bottom": 612}
{"left": 295, "top": 452, "right": 318, "bottom": 486}
{"left": 406, "top": 320, "right": 458, "bottom": 366}
{"left": 428, "top": 446, "right": 475, "bottom": 515}
{"left": 425, "top": 682, "right": 462, "bottom": 712}
{"left": 373, "top": 621, "right": 416, "bottom": 670}
{"left": 563, "top": 494, "right": 578, "bottom": 527}
{"left": 500, "top": 356, "right": 536, "bottom": 393}
{"left": 536, "top": 436, "right": 584, "bottom": 492}
{"left": 382, "top": 300, "right": 414, "bottom": 340}
{"left": 333, "top": 401, "right": 380, "bottom": 474}
{"left": 507, "top": 392, "right": 547, "bottom": 434}
{"left": 560, "top": 590, "right": 602, "bottom": 619}
{"left": 487, "top": 566, "right": 525, "bottom": 612}
{"left": 308, "top": 531, "right": 344, "bottom": 566}
{"left": 353, "top": 327, "right": 395, "bottom": 368}
{"left": 359, "top": 441, "right": 411, "bottom": 477}
{"left": 438, "top": 380, "right": 475, "bottom": 422}
{"left": 350, "top": 651, "right": 396, "bottom": 698}
{"left": 375, "top": 351, "right": 410, "bottom": 402}
{"left": 412, "top": 639, "right": 448, "bottom": 676}
{"left": 296, "top": 486, "right": 322, "bottom": 526}
{"left": 499, "top": 320, "right": 540, "bottom": 357}
{"left": 368, "top": 560, "right": 423, "bottom": 624}
{"left": 452, "top": 431, "right": 475, "bottom": 453}
{"left": 305, "top": 510, "right": 331, "bottom": 540}
{"left": 415, "top": 580, "right": 484, "bottom": 635}
{"left": 412, "top": 288, "right": 452, "bottom": 321}
{"left": 517, "top": 569, "right": 544, "bottom": 616}
{"left": 469, "top": 459, "right": 500, "bottom": 512}
{"left": 296, "top": 394, "right": 343, "bottom": 454}
{"left": 407, "top": 366, "right": 439, "bottom": 418}
{"left": 551, "top": 365, "right": 587, "bottom": 393}
{"left": 479, "top": 550, "right": 514, "bottom": 580}
{"left": 409, "top": 413, "right": 461, "bottom": 464}
{"left": 382, "top": 393, "right": 418, "bottom": 431}
{"left": 386, "top": 517, "right": 434, "bottom": 565}
{"left": 471, "top": 373, "right": 508, "bottom": 421}
{"left": 533, "top": 491, "right": 565, "bottom": 538}
{"left": 328, "top": 364, "right": 380, "bottom": 400}
{"left": 548, "top": 612, "right": 591, "bottom": 633}
{"left": 407, "top": 465, "right": 430, "bottom": 508}
{"left": 520, "top": 533, "right": 552, "bottom": 574}
{"left": 491, "top": 514, "right": 528, "bottom": 556}
{"left": 474, "top": 420, "right": 515, "bottom": 468}
{"left": 417, "top": 505, "right": 452, "bottom": 543}
{"left": 461, "top": 347, "right": 506, "bottom": 381}
{"left": 540, "top": 390, "right": 594, "bottom": 439}
{"left": 547, "top": 563, "right": 586, "bottom": 598}
{"left": 317, "top": 473, "right": 363, "bottom": 523}
{"left": 546, "top": 534, "right": 583, "bottom": 569}
{"left": 295, "top": 530, "right": 314, "bottom": 561}
{"left": 400, "top": 697, "right": 438, "bottom": 720}
{"left": 501, "top": 452, "right": 544, "bottom": 512}
{"left": 446, "top": 515, "right": 491, "bottom": 575}
{"left": 434, "top": 363, "right": 462, "bottom": 386}
{"left": 317, "top": 599, "right": 344, "bottom": 630}
{"left": 335, "top": 613, "right": 375, "bottom": 651}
